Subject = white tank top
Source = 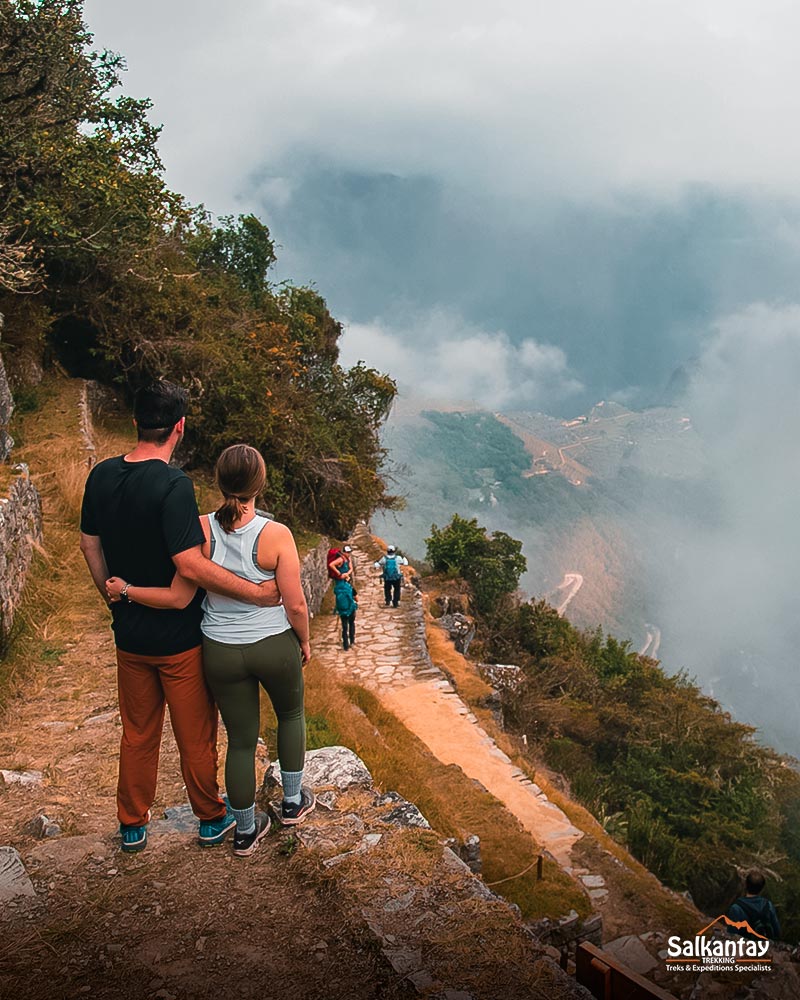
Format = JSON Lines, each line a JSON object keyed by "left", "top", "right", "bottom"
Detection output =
{"left": 200, "top": 513, "right": 290, "bottom": 644}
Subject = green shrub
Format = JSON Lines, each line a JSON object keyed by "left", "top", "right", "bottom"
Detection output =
{"left": 426, "top": 515, "right": 526, "bottom": 614}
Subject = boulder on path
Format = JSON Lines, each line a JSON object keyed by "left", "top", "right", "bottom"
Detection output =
{"left": 24, "top": 814, "right": 62, "bottom": 839}
{"left": 0, "top": 846, "right": 35, "bottom": 901}
{"left": 27, "top": 834, "right": 107, "bottom": 871}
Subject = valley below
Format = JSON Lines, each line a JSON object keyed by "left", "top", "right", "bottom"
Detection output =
{"left": 375, "top": 395, "right": 800, "bottom": 759}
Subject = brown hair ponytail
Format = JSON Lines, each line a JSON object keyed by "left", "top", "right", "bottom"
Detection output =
{"left": 214, "top": 444, "right": 267, "bottom": 534}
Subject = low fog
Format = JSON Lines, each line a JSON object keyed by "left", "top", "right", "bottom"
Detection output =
{"left": 373, "top": 303, "right": 800, "bottom": 757}
{"left": 653, "top": 305, "right": 800, "bottom": 755}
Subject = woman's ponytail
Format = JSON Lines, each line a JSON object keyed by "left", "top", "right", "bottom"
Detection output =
{"left": 213, "top": 444, "right": 268, "bottom": 533}
{"left": 215, "top": 494, "right": 246, "bottom": 533}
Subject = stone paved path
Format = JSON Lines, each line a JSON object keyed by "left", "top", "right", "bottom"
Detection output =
{"left": 315, "top": 526, "right": 589, "bottom": 872}
{"left": 315, "top": 525, "right": 441, "bottom": 690}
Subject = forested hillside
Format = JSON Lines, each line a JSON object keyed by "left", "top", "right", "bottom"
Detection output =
{"left": 0, "top": 0, "right": 397, "bottom": 535}
{"left": 425, "top": 515, "right": 800, "bottom": 943}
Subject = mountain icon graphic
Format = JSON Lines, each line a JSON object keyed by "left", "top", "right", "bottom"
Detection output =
{"left": 697, "top": 914, "right": 767, "bottom": 940}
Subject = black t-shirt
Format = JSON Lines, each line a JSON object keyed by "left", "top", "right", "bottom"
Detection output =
{"left": 80, "top": 456, "right": 205, "bottom": 655}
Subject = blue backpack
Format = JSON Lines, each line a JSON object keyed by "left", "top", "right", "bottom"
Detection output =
{"left": 383, "top": 555, "right": 401, "bottom": 581}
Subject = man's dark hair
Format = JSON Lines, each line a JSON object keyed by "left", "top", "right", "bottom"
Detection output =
{"left": 745, "top": 870, "right": 766, "bottom": 895}
{"left": 134, "top": 381, "right": 187, "bottom": 444}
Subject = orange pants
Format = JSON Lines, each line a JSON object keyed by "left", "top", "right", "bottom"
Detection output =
{"left": 116, "top": 645, "right": 225, "bottom": 827}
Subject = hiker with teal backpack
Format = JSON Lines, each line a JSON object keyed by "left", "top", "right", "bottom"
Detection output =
{"left": 334, "top": 577, "right": 358, "bottom": 650}
{"left": 374, "top": 545, "right": 408, "bottom": 608}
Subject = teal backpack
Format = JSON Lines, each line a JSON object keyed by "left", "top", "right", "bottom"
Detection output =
{"left": 334, "top": 580, "right": 357, "bottom": 616}
{"left": 383, "top": 555, "right": 401, "bottom": 581}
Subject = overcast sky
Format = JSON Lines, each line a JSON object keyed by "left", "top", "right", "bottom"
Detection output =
{"left": 85, "top": 0, "right": 800, "bottom": 204}
{"left": 83, "top": 0, "right": 800, "bottom": 410}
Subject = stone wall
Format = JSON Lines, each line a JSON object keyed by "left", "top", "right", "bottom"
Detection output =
{"left": 0, "top": 335, "right": 14, "bottom": 462}
{"left": 300, "top": 537, "right": 331, "bottom": 617}
{"left": 0, "top": 464, "right": 43, "bottom": 644}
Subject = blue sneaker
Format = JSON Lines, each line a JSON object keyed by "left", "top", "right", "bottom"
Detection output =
{"left": 198, "top": 809, "right": 236, "bottom": 846}
{"left": 120, "top": 821, "right": 148, "bottom": 853}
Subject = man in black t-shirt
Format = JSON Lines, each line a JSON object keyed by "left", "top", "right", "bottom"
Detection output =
{"left": 80, "top": 381, "right": 281, "bottom": 853}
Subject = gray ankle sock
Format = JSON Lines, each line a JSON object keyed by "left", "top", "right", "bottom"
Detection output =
{"left": 281, "top": 769, "right": 303, "bottom": 804}
{"left": 231, "top": 803, "right": 255, "bottom": 835}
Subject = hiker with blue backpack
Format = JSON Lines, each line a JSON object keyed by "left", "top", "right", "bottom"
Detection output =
{"left": 374, "top": 545, "right": 409, "bottom": 607}
{"left": 334, "top": 576, "right": 358, "bottom": 650}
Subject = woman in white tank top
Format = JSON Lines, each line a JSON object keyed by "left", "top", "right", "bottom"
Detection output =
{"left": 106, "top": 445, "right": 315, "bottom": 856}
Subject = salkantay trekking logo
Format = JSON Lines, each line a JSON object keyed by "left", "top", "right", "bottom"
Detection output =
{"left": 665, "top": 915, "right": 773, "bottom": 974}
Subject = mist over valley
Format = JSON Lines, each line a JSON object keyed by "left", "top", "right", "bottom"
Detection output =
{"left": 373, "top": 310, "right": 800, "bottom": 758}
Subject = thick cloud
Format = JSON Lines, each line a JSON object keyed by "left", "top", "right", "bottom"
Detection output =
{"left": 340, "top": 309, "right": 583, "bottom": 410}
{"left": 655, "top": 304, "right": 800, "bottom": 751}
{"left": 83, "top": 2, "right": 800, "bottom": 407}
{"left": 85, "top": 0, "right": 800, "bottom": 206}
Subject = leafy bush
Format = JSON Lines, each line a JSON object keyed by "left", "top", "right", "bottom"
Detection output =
{"left": 426, "top": 514, "right": 526, "bottom": 614}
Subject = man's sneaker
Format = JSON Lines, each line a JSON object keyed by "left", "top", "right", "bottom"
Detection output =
{"left": 232, "top": 812, "right": 271, "bottom": 857}
{"left": 198, "top": 809, "right": 236, "bottom": 846}
{"left": 279, "top": 787, "right": 316, "bottom": 826}
{"left": 119, "top": 808, "right": 150, "bottom": 853}
{"left": 120, "top": 822, "right": 147, "bottom": 853}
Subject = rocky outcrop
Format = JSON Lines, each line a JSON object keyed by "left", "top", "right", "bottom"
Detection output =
{"left": 0, "top": 463, "right": 43, "bottom": 645}
{"left": 0, "top": 847, "right": 35, "bottom": 902}
{"left": 435, "top": 612, "right": 476, "bottom": 654}
{"left": 478, "top": 662, "right": 523, "bottom": 693}
{"left": 259, "top": 745, "right": 591, "bottom": 999}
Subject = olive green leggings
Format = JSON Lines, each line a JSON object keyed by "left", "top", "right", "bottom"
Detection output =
{"left": 202, "top": 629, "right": 305, "bottom": 810}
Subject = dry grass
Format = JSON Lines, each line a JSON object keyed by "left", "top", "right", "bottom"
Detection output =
{"left": 299, "top": 654, "right": 588, "bottom": 922}
{"left": 420, "top": 605, "right": 702, "bottom": 937}
{"left": 283, "top": 802, "right": 583, "bottom": 1000}
{"left": 423, "top": 599, "right": 495, "bottom": 705}
{"left": 291, "top": 799, "right": 581, "bottom": 1000}
{"left": 0, "top": 378, "right": 128, "bottom": 710}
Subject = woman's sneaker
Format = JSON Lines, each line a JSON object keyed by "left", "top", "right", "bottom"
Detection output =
{"left": 232, "top": 812, "right": 271, "bottom": 857}
{"left": 279, "top": 787, "right": 316, "bottom": 826}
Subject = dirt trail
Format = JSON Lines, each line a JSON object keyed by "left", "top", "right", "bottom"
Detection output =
{"left": 315, "top": 528, "right": 584, "bottom": 869}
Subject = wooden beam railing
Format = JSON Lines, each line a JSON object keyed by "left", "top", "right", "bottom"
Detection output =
{"left": 576, "top": 942, "right": 677, "bottom": 1000}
